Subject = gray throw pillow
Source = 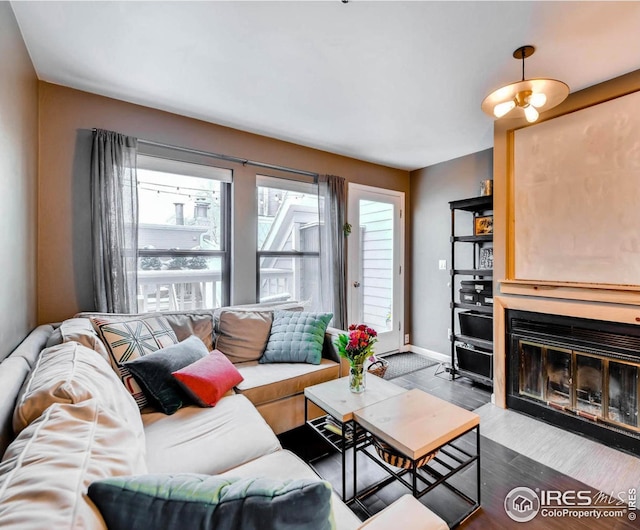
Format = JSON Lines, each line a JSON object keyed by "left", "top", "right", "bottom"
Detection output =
{"left": 125, "top": 335, "right": 208, "bottom": 415}
{"left": 260, "top": 311, "right": 333, "bottom": 365}
{"left": 88, "top": 473, "right": 335, "bottom": 530}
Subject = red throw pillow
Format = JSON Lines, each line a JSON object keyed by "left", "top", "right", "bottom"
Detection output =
{"left": 172, "top": 350, "right": 244, "bottom": 407}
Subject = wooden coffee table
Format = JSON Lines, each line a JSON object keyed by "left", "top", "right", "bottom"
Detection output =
{"left": 352, "top": 389, "right": 481, "bottom": 527}
{"left": 304, "top": 375, "right": 407, "bottom": 501}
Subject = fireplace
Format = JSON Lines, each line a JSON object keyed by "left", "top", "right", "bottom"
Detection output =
{"left": 506, "top": 310, "right": 640, "bottom": 455}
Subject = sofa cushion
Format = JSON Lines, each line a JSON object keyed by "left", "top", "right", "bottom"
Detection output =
{"left": 215, "top": 310, "right": 273, "bottom": 363}
{"left": 163, "top": 312, "right": 215, "bottom": 351}
{"left": 235, "top": 359, "right": 339, "bottom": 407}
{"left": 88, "top": 473, "right": 334, "bottom": 530}
{"left": 219, "top": 450, "right": 361, "bottom": 530}
{"left": 260, "top": 311, "right": 333, "bottom": 365}
{"left": 142, "top": 394, "right": 281, "bottom": 475}
{"left": 0, "top": 400, "right": 147, "bottom": 529}
{"left": 12, "top": 342, "right": 143, "bottom": 438}
{"left": 56, "top": 318, "right": 111, "bottom": 363}
{"left": 91, "top": 315, "right": 179, "bottom": 409}
{"left": 173, "top": 349, "right": 244, "bottom": 407}
{"left": 125, "top": 335, "right": 208, "bottom": 415}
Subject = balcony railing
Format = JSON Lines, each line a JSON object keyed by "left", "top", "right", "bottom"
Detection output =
{"left": 137, "top": 267, "right": 295, "bottom": 312}
{"left": 138, "top": 269, "right": 221, "bottom": 313}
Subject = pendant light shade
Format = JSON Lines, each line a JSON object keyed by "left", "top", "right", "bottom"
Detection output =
{"left": 481, "top": 45, "right": 569, "bottom": 123}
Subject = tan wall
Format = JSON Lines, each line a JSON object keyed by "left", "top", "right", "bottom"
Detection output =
{"left": 492, "top": 68, "right": 640, "bottom": 406}
{"left": 0, "top": 4, "right": 39, "bottom": 360}
{"left": 37, "top": 82, "right": 410, "bottom": 324}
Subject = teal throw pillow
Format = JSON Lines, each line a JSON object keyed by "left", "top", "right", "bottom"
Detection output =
{"left": 260, "top": 311, "right": 333, "bottom": 365}
{"left": 88, "top": 473, "right": 335, "bottom": 530}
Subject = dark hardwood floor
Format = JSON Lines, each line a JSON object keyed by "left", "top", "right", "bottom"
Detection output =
{"left": 279, "top": 361, "right": 637, "bottom": 529}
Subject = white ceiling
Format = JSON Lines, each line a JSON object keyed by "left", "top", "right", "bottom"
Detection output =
{"left": 11, "top": 1, "right": 640, "bottom": 171}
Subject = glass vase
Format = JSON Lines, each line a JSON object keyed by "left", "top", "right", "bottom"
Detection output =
{"left": 349, "top": 362, "right": 366, "bottom": 393}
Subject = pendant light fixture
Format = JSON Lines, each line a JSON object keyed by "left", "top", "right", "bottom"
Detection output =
{"left": 481, "top": 45, "right": 569, "bottom": 123}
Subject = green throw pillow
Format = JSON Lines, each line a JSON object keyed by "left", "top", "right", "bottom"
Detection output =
{"left": 88, "top": 474, "right": 335, "bottom": 530}
{"left": 260, "top": 311, "right": 333, "bottom": 365}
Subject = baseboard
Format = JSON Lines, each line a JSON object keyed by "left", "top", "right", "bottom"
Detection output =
{"left": 401, "top": 345, "right": 449, "bottom": 364}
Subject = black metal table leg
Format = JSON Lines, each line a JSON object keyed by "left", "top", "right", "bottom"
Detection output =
{"left": 477, "top": 424, "right": 481, "bottom": 506}
{"left": 342, "top": 421, "right": 347, "bottom": 501}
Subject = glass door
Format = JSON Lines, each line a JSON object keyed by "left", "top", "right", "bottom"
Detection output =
{"left": 347, "top": 184, "right": 404, "bottom": 354}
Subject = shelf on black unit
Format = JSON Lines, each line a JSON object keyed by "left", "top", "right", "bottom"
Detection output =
{"left": 449, "top": 195, "right": 493, "bottom": 212}
{"left": 451, "top": 235, "right": 493, "bottom": 243}
{"left": 453, "top": 334, "right": 493, "bottom": 350}
{"left": 452, "top": 269, "right": 493, "bottom": 277}
{"left": 455, "top": 367, "right": 494, "bottom": 386}
{"left": 452, "top": 302, "right": 493, "bottom": 314}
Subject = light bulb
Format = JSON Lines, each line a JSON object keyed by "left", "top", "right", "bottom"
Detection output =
{"left": 524, "top": 105, "right": 539, "bottom": 123}
{"left": 493, "top": 100, "right": 516, "bottom": 118}
{"left": 528, "top": 92, "right": 547, "bottom": 108}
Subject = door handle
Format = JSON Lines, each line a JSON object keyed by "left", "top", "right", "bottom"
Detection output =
{"left": 353, "top": 281, "right": 361, "bottom": 288}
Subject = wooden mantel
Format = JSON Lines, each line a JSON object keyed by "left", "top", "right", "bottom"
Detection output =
{"left": 501, "top": 280, "right": 640, "bottom": 306}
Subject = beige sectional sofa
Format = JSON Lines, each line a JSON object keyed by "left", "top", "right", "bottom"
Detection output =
{"left": 0, "top": 305, "right": 447, "bottom": 529}
{"left": 76, "top": 304, "right": 342, "bottom": 434}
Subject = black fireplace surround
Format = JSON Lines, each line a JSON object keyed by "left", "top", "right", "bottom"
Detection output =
{"left": 506, "top": 310, "right": 640, "bottom": 456}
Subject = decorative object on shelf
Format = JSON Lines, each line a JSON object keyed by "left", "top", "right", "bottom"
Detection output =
{"left": 479, "top": 247, "right": 493, "bottom": 269}
{"left": 372, "top": 436, "right": 437, "bottom": 469}
{"left": 474, "top": 215, "right": 493, "bottom": 236}
{"left": 336, "top": 324, "right": 378, "bottom": 393}
{"left": 481, "top": 45, "right": 569, "bottom": 124}
{"left": 480, "top": 179, "right": 493, "bottom": 197}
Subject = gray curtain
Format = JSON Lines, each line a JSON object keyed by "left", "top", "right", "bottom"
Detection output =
{"left": 91, "top": 129, "right": 139, "bottom": 313}
{"left": 318, "top": 174, "right": 347, "bottom": 329}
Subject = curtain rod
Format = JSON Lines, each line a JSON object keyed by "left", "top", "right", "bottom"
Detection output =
{"left": 92, "top": 129, "right": 318, "bottom": 179}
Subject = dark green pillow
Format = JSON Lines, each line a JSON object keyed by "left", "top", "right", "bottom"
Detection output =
{"left": 260, "top": 311, "right": 333, "bottom": 365}
{"left": 124, "top": 335, "right": 208, "bottom": 414}
{"left": 88, "top": 474, "right": 335, "bottom": 530}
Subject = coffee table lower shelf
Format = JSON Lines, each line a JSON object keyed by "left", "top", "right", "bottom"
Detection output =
{"left": 351, "top": 424, "right": 481, "bottom": 528}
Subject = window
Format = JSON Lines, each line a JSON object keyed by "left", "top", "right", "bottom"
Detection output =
{"left": 137, "top": 155, "right": 231, "bottom": 312}
{"left": 257, "top": 176, "right": 321, "bottom": 310}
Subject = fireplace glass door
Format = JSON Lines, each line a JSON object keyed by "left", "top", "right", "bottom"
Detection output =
{"left": 575, "top": 354, "right": 603, "bottom": 419}
{"left": 546, "top": 347, "right": 572, "bottom": 409}
{"left": 519, "top": 341, "right": 543, "bottom": 400}
{"left": 608, "top": 361, "right": 639, "bottom": 428}
{"left": 516, "top": 336, "right": 640, "bottom": 433}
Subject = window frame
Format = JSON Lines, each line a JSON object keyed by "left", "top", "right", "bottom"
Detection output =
{"left": 136, "top": 154, "right": 232, "bottom": 309}
{"left": 255, "top": 175, "right": 320, "bottom": 303}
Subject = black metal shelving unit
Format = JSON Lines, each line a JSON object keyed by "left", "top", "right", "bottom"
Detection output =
{"left": 449, "top": 195, "right": 494, "bottom": 385}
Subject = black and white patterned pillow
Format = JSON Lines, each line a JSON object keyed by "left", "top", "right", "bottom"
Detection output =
{"left": 91, "top": 315, "right": 178, "bottom": 409}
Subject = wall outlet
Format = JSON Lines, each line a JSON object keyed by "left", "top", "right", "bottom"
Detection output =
{"left": 404, "top": 333, "right": 410, "bottom": 344}
{"left": 447, "top": 328, "right": 453, "bottom": 340}
{"left": 438, "top": 259, "right": 447, "bottom": 270}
